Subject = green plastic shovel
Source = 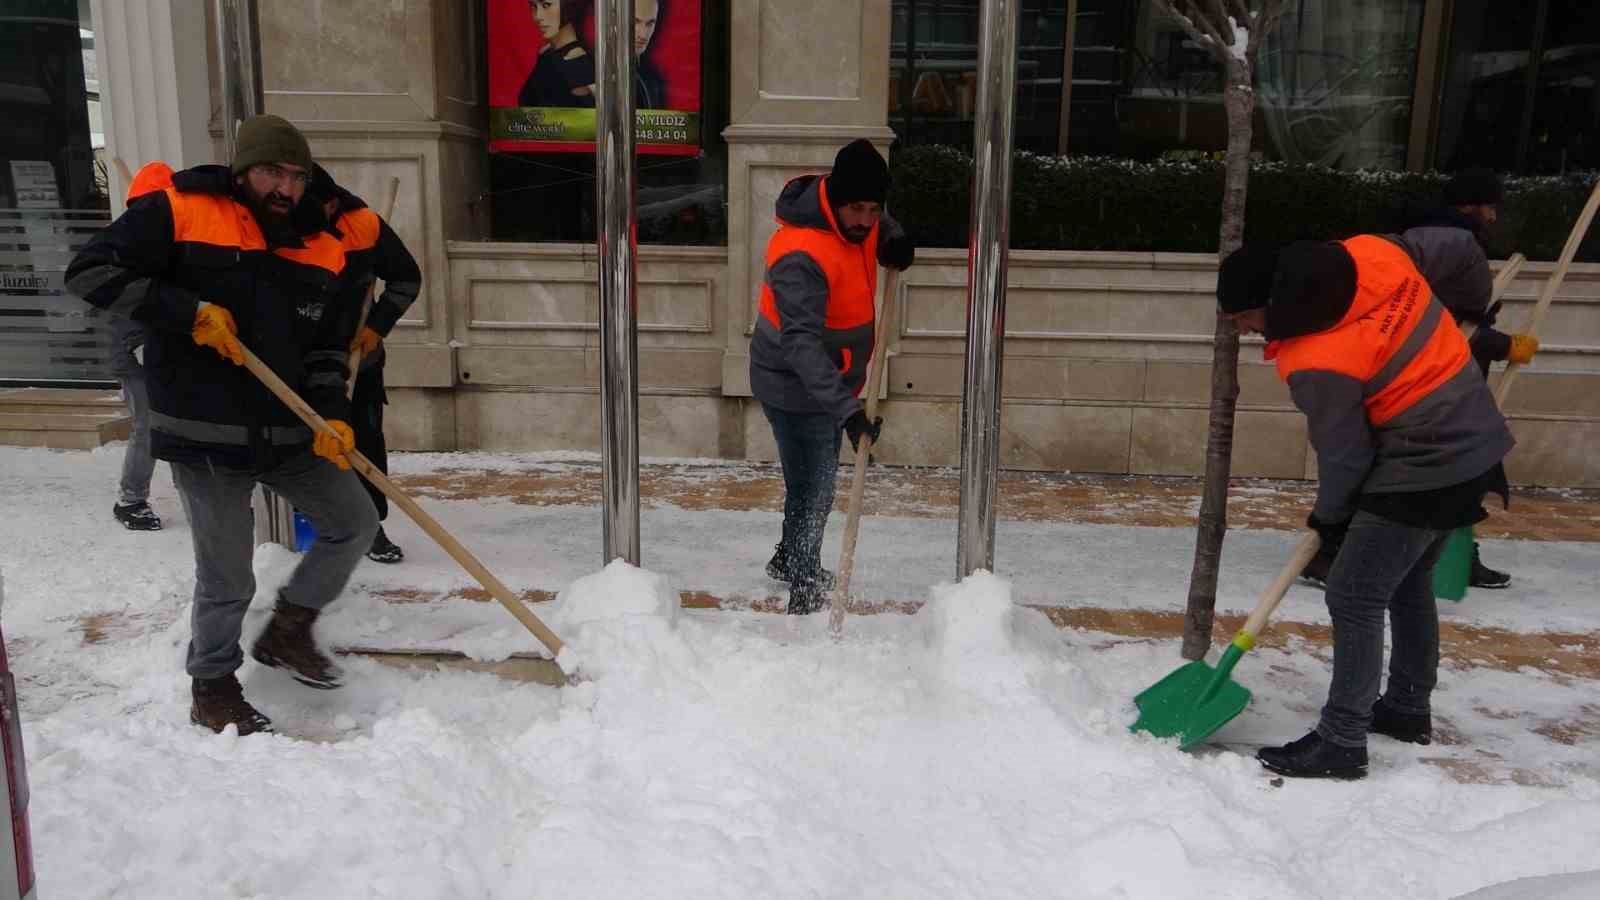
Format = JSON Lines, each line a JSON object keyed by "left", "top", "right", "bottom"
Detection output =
{"left": 1430, "top": 526, "right": 1474, "bottom": 602}
{"left": 1132, "top": 533, "right": 1323, "bottom": 750}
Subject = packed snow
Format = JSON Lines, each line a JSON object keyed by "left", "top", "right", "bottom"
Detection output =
{"left": 2, "top": 445, "right": 1598, "bottom": 899}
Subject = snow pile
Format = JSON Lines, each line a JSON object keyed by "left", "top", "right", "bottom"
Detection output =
{"left": 8, "top": 447, "right": 1600, "bottom": 899}
{"left": 1457, "top": 870, "right": 1600, "bottom": 899}
{"left": 917, "top": 570, "right": 1032, "bottom": 696}
{"left": 545, "top": 559, "right": 691, "bottom": 683}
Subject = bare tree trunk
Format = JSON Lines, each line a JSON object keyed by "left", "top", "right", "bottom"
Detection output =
{"left": 1180, "top": 59, "right": 1256, "bottom": 661}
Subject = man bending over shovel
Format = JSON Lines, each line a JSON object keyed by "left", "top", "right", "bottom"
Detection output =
{"left": 66, "top": 116, "right": 377, "bottom": 736}
{"left": 1217, "top": 237, "right": 1513, "bottom": 779}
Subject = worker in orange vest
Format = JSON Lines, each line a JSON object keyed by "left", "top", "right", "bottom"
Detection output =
{"left": 748, "top": 139, "right": 914, "bottom": 615}
{"left": 1218, "top": 236, "right": 1514, "bottom": 779}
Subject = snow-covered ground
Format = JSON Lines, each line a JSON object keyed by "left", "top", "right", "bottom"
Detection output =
{"left": 3, "top": 445, "right": 1598, "bottom": 899}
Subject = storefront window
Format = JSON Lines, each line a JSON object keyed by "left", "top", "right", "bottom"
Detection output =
{"left": 1436, "top": 0, "right": 1600, "bottom": 174}
{"left": 486, "top": 0, "right": 730, "bottom": 245}
{"left": 889, "top": 0, "right": 1069, "bottom": 153}
{"left": 1072, "top": 0, "right": 1425, "bottom": 168}
{"left": 889, "top": 1, "right": 1426, "bottom": 170}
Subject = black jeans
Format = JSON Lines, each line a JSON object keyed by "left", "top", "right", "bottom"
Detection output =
{"left": 1317, "top": 511, "right": 1447, "bottom": 747}
{"left": 761, "top": 403, "right": 841, "bottom": 585}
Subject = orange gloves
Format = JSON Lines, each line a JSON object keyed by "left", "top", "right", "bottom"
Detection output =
{"left": 350, "top": 326, "right": 383, "bottom": 356}
{"left": 1508, "top": 334, "right": 1540, "bottom": 365}
{"left": 313, "top": 420, "right": 355, "bottom": 469}
{"left": 192, "top": 303, "right": 243, "bottom": 365}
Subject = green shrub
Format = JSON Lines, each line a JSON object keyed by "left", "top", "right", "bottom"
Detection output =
{"left": 888, "top": 145, "right": 1600, "bottom": 262}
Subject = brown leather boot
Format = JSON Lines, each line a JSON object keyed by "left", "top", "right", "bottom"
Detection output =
{"left": 250, "top": 598, "right": 344, "bottom": 690}
{"left": 190, "top": 674, "right": 273, "bottom": 735}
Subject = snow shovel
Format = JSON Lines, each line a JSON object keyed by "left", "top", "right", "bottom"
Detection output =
{"left": 829, "top": 267, "right": 898, "bottom": 636}
{"left": 1132, "top": 533, "right": 1322, "bottom": 749}
{"left": 236, "top": 343, "right": 576, "bottom": 681}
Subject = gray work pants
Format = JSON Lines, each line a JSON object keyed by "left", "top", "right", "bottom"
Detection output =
{"left": 116, "top": 366, "right": 156, "bottom": 506}
{"left": 171, "top": 452, "right": 378, "bottom": 679}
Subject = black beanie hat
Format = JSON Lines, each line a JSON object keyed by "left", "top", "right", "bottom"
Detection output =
{"left": 1265, "top": 241, "right": 1358, "bottom": 338}
{"left": 827, "top": 139, "right": 890, "bottom": 206}
{"left": 1443, "top": 167, "right": 1504, "bottom": 207}
{"left": 1217, "top": 242, "right": 1282, "bottom": 314}
{"left": 231, "top": 114, "right": 313, "bottom": 175}
{"left": 1217, "top": 241, "right": 1356, "bottom": 339}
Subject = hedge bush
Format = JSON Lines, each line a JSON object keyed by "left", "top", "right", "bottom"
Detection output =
{"left": 888, "top": 145, "right": 1600, "bottom": 262}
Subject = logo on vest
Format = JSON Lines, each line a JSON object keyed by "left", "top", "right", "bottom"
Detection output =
{"left": 297, "top": 301, "right": 325, "bottom": 322}
{"left": 1378, "top": 277, "right": 1421, "bottom": 337}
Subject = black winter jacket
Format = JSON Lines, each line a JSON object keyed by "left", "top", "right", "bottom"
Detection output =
{"left": 66, "top": 165, "right": 351, "bottom": 471}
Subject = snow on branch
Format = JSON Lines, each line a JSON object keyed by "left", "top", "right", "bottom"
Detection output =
{"left": 1155, "top": 0, "right": 1284, "bottom": 68}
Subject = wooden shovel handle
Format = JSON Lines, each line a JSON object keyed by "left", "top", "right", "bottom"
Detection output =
{"left": 1238, "top": 533, "right": 1323, "bottom": 642}
{"left": 830, "top": 268, "right": 899, "bottom": 634}
{"left": 1496, "top": 179, "right": 1600, "bottom": 408}
{"left": 239, "top": 346, "right": 569, "bottom": 665}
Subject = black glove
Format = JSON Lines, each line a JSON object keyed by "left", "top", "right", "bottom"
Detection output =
{"left": 1305, "top": 513, "right": 1349, "bottom": 550}
{"left": 877, "top": 216, "right": 914, "bottom": 271}
{"left": 844, "top": 410, "right": 883, "bottom": 452}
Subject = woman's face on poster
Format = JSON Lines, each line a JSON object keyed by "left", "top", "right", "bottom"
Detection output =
{"left": 531, "top": 0, "right": 562, "bottom": 41}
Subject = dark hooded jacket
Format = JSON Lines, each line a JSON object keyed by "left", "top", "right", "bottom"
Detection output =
{"left": 1392, "top": 207, "right": 1513, "bottom": 369}
{"left": 748, "top": 174, "right": 905, "bottom": 423}
{"left": 311, "top": 169, "right": 422, "bottom": 372}
{"left": 1258, "top": 237, "right": 1514, "bottom": 528}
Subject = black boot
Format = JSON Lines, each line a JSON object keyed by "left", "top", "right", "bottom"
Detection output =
{"left": 190, "top": 674, "right": 273, "bottom": 735}
{"left": 1469, "top": 543, "right": 1510, "bottom": 589}
{"left": 366, "top": 527, "right": 404, "bottom": 564}
{"left": 1257, "top": 731, "right": 1368, "bottom": 780}
{"left": 251, "top": 598, "right": 344, "bottom": 689}
{"left": 1370, "top": 698, "right": 1432, "bottom": 745}
{"left": 787, "top": 578, "right": 829, "bottom": 615}
{"left": 113, "top": 501, "right": 163, "bottom": 531}
{"left": 765, "top": 545, "right": 835, "bottom": 590}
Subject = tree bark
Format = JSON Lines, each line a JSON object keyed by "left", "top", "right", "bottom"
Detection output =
{"left": 1180, "top": 56, "right": 1257, "bottom": 661}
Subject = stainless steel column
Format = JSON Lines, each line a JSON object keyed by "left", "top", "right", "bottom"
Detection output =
{"left": 956, "top": 0, "right": 1021, "bottom": 578}
{"left": 212, "top": 0, "right": 263, "bottom": 158}
{"left": 596, "top": 0, "right": 641, "bottom": 565}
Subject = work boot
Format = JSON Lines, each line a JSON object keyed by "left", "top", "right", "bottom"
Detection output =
{"left": 1469, "top": 544, "right": 1511, "bottom": 589}
{"left": 786, "top": 578, "right": 829, "bottom": 616}
{"left": 1257, "top": 731, "right": 1368, "bottom": 780}
{"left": 190, "top": 674, "right": 273, "bottom": 735}
{"left": 1369, "top": 698, "right": 1432, "bottom": 745}
{"left": 366, "top": 527, "right": 404, "bottom": 564}
{"left": 251, "top": 598, "right": 344, "bottom": 689}
{"left": 765, "top": 545, "right": 835, "bottom": 591}
{"left": 113, "top": 501, "right": 163, "bottom": 531}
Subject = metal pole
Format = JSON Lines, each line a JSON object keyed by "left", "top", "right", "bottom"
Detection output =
{"left": 596, "top": 0, "right": 641, "bottom": 565}
{"left": 213, "top": 0, "right": 263, "bottom": 158}
{"left": 956, "top": 0, "right": 1020, "bottom": 579}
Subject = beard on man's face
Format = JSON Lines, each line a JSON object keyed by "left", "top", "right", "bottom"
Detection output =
{"left": 238, "top": 181, "right": 299, "bottom": 243}
{"left": 842, "top": 224, "right": 871, "bottom": 243}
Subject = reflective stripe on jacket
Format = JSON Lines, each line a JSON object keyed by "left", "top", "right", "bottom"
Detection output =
{"left": 748, "top": 174, "right": 879, "bottom": 423}
{"left": 1266, "top": 235, "right": 1515, "bottom": 522}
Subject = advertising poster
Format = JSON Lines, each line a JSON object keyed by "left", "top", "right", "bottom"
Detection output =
{"left": 488, "top": 0, "right": 702, "bottom": 156}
